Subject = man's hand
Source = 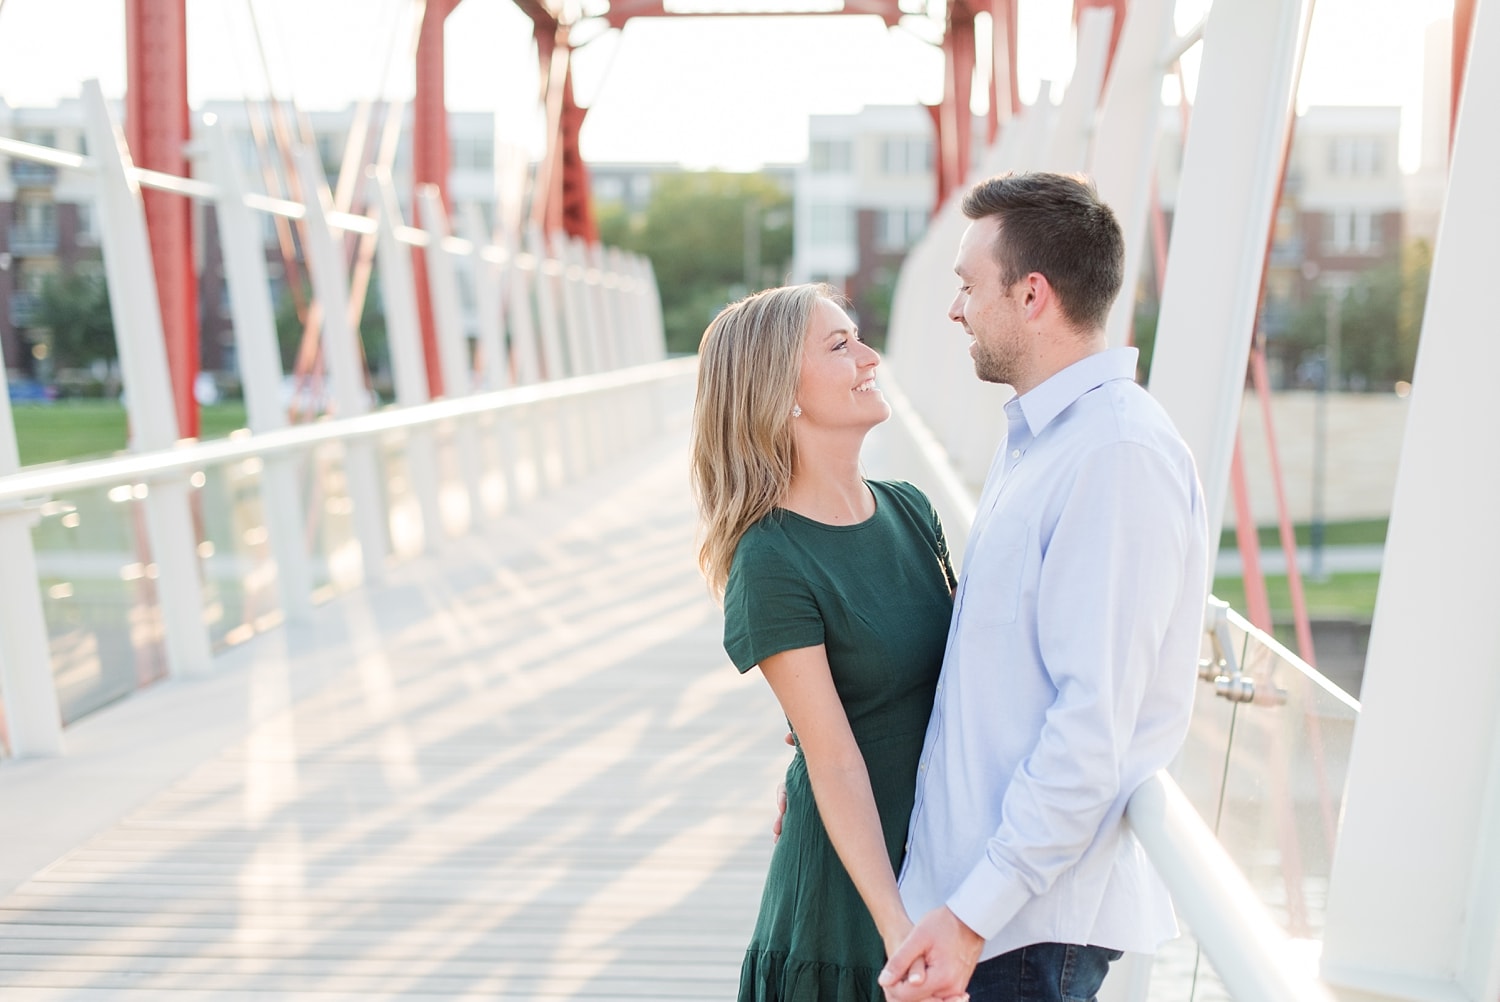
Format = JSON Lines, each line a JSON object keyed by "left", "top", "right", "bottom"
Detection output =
{"left": 879, "top": 907, "right": 983, "bottom": 1002}
{"left": 771, "top": 730, "right": 795, "bottom": 843}
{"left": 772, "top": 782, "right": 787, "bottom": 844}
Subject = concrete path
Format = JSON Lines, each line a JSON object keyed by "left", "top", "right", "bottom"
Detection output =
{"left": 1215, "top": 544, "right": 1384, "bottom": 578}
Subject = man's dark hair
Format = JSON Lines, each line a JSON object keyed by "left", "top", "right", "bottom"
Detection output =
{"left": 961, "top": 172, "right": 1125, "bottom": 332}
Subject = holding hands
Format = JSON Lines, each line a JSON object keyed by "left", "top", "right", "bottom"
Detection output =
{"left": 879, "top": 907, "right": 984, "bottom": 1002}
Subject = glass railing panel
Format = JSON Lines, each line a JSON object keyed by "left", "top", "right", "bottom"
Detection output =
{"left": 1214, "top": 638, "right": 1359, "bottom": 945}
{"left": 30, "top": 487, "right": 169, "bottom": 725}
{"left": 194, "top": 457, "right": 281, "bottom": 649}
{"left": 1145, "top": 605, "right": 1358, "bottom": 1001}
{"left": 381, "top": 430, "right": 427, "bottom": 560}
{"left": 304, "top": 442, "right": 365, "bottom": 599}
{"left": 433, "top": 420, "right": 478, "bottom": 539}
{"left": 1172, "top": 615, "right": 1249, "bottom": 826}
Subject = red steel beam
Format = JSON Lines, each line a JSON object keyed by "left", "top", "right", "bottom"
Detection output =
{"left": 527, "top": 0, "right": 910, "bottom": 233}
{"left": 987, "top": 0, "right": 1020, "bottom": 145}
{"left": 1451, "top": 0, "right": 1476, "bottom": 151}
{"left": 413, "top": 0, "right": 463, "bottom": 398}
{"left": 125, "top": 0, "right": 197, "bottom": 439}
{"left": 932, "top": 0, "right": 977, "bottom": 209}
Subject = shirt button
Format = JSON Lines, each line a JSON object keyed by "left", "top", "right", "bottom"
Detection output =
{"left": 1011, "top": 449, "right": 1021, "bottom": 458}
{"left": 919, "top": 761, "right": 927, "bottom": 772}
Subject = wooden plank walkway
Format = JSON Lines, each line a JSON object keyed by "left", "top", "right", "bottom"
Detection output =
{"left": 0, "top": 429, "right": 786, "bottom": 1000}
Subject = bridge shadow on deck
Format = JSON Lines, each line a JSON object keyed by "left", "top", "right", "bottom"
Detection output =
{"left": 0, "top": 426, "right": 786, "bottom": 1000}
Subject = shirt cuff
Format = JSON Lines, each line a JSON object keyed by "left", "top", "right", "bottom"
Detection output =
{"left": 946, "top": 854, "right": 1033, "bottom": 942}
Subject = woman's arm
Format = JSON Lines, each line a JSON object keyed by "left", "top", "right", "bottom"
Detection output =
{"left": 759, "top": 644, "right": 911, "bottom": 954}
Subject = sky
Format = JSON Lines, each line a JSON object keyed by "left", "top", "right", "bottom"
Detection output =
{"left": 0, "top": 0, "right": 1458, "bottom": 172}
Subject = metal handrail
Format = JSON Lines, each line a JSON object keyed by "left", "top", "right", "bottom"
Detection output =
{"left": 0, "top": 357, "right": 696, "bottom": 506}
{"left": 1127, "top": 772, "right": 1338, "bottom": 1002}
{"left": 0, "top": 134, "right": 636, "bottom": 290}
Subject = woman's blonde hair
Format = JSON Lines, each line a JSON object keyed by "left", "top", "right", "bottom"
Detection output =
{"left": 691, "top": 283, "right": 832, "bottom": 599}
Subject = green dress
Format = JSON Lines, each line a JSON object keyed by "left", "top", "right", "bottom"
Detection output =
{"left": 723, "top": 480, "right": 955, "bottom": 1002}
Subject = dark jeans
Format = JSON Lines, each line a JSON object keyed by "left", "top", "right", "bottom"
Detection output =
{"left": 968, "top": 942, "right": 1124, "bottom": 1002}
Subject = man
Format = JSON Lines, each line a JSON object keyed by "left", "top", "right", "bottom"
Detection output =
{"left": 879, "top": 172, "right": 1210, "bottom": 1002}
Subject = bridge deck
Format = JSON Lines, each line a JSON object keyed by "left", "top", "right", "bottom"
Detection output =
{"left": 0, "top": 429, "right": 785, "bottom": 1000}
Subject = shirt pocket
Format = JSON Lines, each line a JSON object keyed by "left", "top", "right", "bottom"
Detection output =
{"left": 963, "top": 517, "right": 1028, "bottom": 626}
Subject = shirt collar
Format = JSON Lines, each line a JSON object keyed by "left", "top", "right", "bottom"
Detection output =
{"left": 1014, "top": 347, "right": 1139, "bottom": 437}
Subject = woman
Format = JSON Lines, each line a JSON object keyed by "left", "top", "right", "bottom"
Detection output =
{"left": 690, "top": 284, "right": 960, "bottom": 1001}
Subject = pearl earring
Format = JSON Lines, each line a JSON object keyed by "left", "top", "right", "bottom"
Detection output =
{"left": 792, "top": 405, "right": 802, "bottom": 418}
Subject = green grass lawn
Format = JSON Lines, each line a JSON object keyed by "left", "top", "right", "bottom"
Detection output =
{"left": 1219, "top": 518, "right": 1387, "bottom": 550}
{"left": 1211, "top": 571, "right": 1381, "bottom": 622}
{"left": 11, "top": 401, "right": 249, "bottom": 467}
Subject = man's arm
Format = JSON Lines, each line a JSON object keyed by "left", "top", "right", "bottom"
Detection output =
{"left": 945, "top": 441, "right": 1198, "bottom": 937}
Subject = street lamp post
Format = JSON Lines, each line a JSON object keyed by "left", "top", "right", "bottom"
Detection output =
{"left": 1311, "top": 288, "right": 1343, "bottom": 581}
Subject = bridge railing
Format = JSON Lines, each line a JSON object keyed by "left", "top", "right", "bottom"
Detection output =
{"left": 0, "top": 82, "right": 677, "bottom": 760}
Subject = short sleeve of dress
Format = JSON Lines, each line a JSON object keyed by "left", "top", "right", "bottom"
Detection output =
{"left": 722, "top": 528, "right": 824, "bottom": 674}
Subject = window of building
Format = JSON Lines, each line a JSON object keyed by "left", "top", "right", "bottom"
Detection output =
{"left": 73, "top": 202, "right": 97, "bottom": 244}
{"left": 809, "top": 204, "right": 853, "bottom": 246}
{"left": 874, "top": 206, "right": 930, "bottom": 251}
{"left": 810, "top": 139, "right": 853, "bottom": 174}
{"left": 879, "top": 137, "right": 932, "bottom": 176}
{"left": 16, "top": 199, "right": 56, "bottom": 239}
{"left": 451, "top": 135, "right": 494, "bottom": 172}
{"left": 1327, "top": 209, "right": 1380, "bottom": 254}
{"left": 1329, "top": 137, "right": 1384, "bottom": 178}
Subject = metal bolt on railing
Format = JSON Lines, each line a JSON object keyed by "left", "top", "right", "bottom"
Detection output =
{"left": 1200, "top": 595, "right": 1288, "bottom": 706}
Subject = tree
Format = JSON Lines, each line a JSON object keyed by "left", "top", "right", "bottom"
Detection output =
{"left": 33, "top": 271, "right": 115, "bottom": 371}
{"left": 1277, "top": 243, "right": 1431, "bottom": 391}
{"left": 601, "top": 172, "right": 793, "bottom": 353}
{"left": 273, "top": 270, "right": 390, "bottom": 385}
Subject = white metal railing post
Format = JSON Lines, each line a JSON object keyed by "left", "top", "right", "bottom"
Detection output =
{"left": 0, "top": 374, "right": 65, "bottom": 757}
{"left": 586, "top": 241, "right": 618, "bottom": 372}
{"left": 293, "top": 146, "right": 388, "bottom": 581}
{"left": 508, "top": 232, "right": 543, "bottom": 386}
{"left": 1146, "top": 0, "right": 1314, "bottom": 562}
{"left": 640, "top": 253, "right": 666, "bottom": 361}
{"left": 529, "top": 232, "right": 567, "bottom": 382}
{"left": 605, "top": 246, "right": 637, "bottom": 366}
{"left": 1091, "top": 0, "right": 1177, "bottom": 350}
{"left": 569, "top": 237, "right": 604, "bottom": 374}
{"left": 1322, "top": 3, "right": 1500, "bottom": 996}
{"left": 201, "top": 117, "right": 313, "bottom": 623}
{"left": 458, "top": 204, "right": 511, "bottom": 391}
{"left": 371, "top": 169, "right": 443, "bottom": 550}
{"left": 457, "top": 205, "right": 509, "bottom": 519}
{"left": 417, "top": 186, "right": 484, "bottom": 531}
{"left": 622, "top": 251, "right": 650, "bottom": 365}
{"left": 548, "top": 227, "right": 590, "bottom": 376}
{"left": 81, "top": 80, "right": 214, "bottom": 678}
{"left": 416, "top": 186, "right": 474, "bottom": 399}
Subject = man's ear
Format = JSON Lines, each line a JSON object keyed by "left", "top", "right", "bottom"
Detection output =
{"left": 1023, "top": 273, "right": 1052, "bottom": 320}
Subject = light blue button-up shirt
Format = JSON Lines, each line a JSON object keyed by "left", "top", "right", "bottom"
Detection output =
{"left": 899, "top": 347, "right": 1210, "bottom": 959}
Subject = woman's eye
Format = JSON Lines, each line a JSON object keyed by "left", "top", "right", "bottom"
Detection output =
{"left": 833, "top": 340, "right": 848, "bottom": 351}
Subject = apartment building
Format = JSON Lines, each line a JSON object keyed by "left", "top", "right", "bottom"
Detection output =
{"left": 0, "top": 98, "right": 503, "bottom": 382}
{"left": 791, "top": 105, "right": 939, "bottom": 346}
